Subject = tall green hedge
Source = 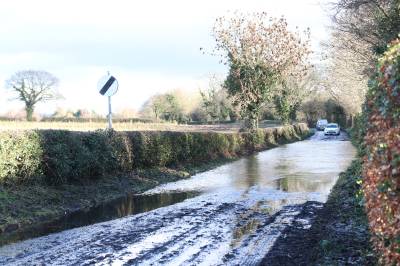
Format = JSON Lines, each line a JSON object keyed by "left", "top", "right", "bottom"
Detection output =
{"left": 0, "top": 124, "right": 309, "bottom": 185}
{"left": 363, "top": 39, "right": 400, "bottom": 265}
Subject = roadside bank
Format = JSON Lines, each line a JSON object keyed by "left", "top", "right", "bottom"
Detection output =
{"left": 261, "top": 158, "right": 376, "bottom": 265}
{"left": 0, "top": 124, "right": 310, "bottom": 245}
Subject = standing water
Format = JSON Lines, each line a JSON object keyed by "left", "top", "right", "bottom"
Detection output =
{"left": 0, "top": 133, "right": 356, "bottom": 265}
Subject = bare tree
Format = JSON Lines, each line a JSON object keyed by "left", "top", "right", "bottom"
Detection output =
{"left": 321, "top": 31, "right": 369, "bottom": 117}
{"left": 5, "top": 70, "right": 61, "bottom": 121}
{"left": 319, "top": 0, "right": 399, "bottom": 126}
{"left": 331, "top": 0, "right": 400, "bottom": 66}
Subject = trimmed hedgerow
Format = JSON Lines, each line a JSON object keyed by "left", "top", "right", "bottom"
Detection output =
{"left": 39, "top": 130, "right": 133, "bottom": 184}
{"left": 363, "top": 39, "right": 400, "bottom": 265}
{"left": 0, "top": 131, "right": 43, "bottom": 184}
{"left": 0, "top": 124, "right": 309, "bottom": 185}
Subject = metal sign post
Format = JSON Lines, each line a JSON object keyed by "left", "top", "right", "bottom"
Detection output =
{"left": 108, "top": 96, "right": 112, "bottom": 129}
{"left": 97, "top": 72, "right": 118, "bottom": 129}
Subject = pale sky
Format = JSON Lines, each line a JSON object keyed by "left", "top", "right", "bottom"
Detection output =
{"left": 0, "top": 0, "right": 332, "bottom": 116}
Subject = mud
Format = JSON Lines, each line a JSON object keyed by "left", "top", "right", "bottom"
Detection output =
{"left": 0, "top": 131, "right": 356, "bottom": 265}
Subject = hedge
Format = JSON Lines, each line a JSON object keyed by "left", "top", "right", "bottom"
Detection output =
{"left": 0, "top": 124, "right": 309, "bottom": 185}
{"left": 363, "top": 39, "right": 400, "bottom": 265}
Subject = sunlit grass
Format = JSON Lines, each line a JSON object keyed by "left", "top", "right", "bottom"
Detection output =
{"left": 0, "top": 121, "right": 234, "bottom": 132}
{"left": 0, "top": 120, "right": 181, "bottom": 131}
{"left": 0, "top": 120, "right": 282, "bottom": 132}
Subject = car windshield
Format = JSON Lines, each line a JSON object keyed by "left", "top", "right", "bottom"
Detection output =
{"left": 327, "top": 124, "right": 338, "bottom": 128}
{"left": 318, "top": 120, "right": 327, "bottom": 124}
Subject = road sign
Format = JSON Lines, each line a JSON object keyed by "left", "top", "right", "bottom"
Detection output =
{"left": 97, "top": 74, "right": 118, "bottom": 97}
{"left": 97, "top": 73, "right": 118, "bottom": 129}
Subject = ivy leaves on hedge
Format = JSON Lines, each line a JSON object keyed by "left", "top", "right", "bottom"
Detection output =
{"left": 363, "top": 39, "right": 400, "bottom": 265}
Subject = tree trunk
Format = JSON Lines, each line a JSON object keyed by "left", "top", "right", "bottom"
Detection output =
{"left": 282, "top": 115, "right": 291, "bottom": 125}
{"left": 25, "top": 105, "right": 34, "bottom": 121}
{"left": 243, "top": 112, "right": 259, "bottom": 132}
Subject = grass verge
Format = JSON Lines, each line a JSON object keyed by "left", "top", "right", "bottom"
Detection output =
{"left": 309, "top": 158, "right": 376, "bottom": 265}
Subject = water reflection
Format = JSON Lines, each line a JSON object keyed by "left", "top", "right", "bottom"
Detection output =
{"left": 230, "top": 141, "right": 355, "bottom": 196}
{"left": 1, "top": 191, "right": 200, "bottom": 246}
{"left": 272, "top": 175, "right": 337, "bottom": 193}
{"left": 149, "top": 140, "right": 355, "bottom": 200}
{"left": 231, "top": 218, "right": 260, "bottom": 248}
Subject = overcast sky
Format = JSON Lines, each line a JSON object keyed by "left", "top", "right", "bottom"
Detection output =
{"left": 0, "top": 0, "right": 332, "bottom": 116}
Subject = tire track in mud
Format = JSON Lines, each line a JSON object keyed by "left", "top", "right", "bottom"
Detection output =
{"left": 102, "top": 203, "right": 306, "bottom": 266}
{"left": 108, "top": 203, "right": 237, "bottom": 265}
{"left": 0, "top": 197, "right": 308, "bottom": 266}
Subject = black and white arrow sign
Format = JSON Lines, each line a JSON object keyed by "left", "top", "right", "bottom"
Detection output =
{"left": 97, "top": 73, "right": 119, "bottom": 129}
{"left": 97, "top": 74, "right": 118, "bottom": 97}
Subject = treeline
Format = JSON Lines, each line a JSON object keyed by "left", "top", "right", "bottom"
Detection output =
{"left": 138, "top": 87, "right": 351, "bottom": 127}
{"left": 2, "top": 85, "right": 349, "bottom": 127}
{"left": 138, "top": 86, "right": 238, "bottom": 124}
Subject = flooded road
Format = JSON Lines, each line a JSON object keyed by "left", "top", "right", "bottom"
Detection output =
{"left": 0, "top": 131, "right": 356, "bottom": 265}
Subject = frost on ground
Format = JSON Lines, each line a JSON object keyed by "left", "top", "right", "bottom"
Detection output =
{"left": 0, "top": 189, "right": 311, "bottom": 266}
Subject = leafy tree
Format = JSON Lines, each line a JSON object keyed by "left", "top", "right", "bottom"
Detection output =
{"left": 140, "top": 92, "right": 186, "bottom": 123}
{"left": 300, "top": 97, "right": 327, "bottom": 126}
{"left": 212, "top": 12, "right": 311, "bottom": 130}
{"left": 162, "top": 94, "right": 183, "bottom": 122}
{"left": 150, "top": 94, "right": 168, "bottom": 121}
{"left": 273, "top": 73, "right": 316, "bottom": 124}
{"left": 199, "top": 75, "right": 237, "bottom": 122}
{"left": 5, "top": 70, "right": 61, "bottom": 121}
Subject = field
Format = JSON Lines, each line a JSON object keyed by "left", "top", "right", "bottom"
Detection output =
{"left": 0, "top": 120, "right": 282, "bottom": 133}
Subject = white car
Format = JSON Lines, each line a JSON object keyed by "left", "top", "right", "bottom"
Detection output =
{"left": 324, "top": 123, "right": 340, "bottom": 136}
{"left": 316, "top": 119, "right": 328, "bottom": 131}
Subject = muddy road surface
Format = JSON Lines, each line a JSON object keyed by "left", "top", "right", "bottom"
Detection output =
{"left": 0, "top": 131, "right": 355, "bottom": 265}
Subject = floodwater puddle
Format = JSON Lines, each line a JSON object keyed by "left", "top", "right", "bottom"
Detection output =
{"left": 146, "top": 139, "right": 355, "bottom": 204}
{"left": 2, "top": 191, "right": 200, "bottom": 245}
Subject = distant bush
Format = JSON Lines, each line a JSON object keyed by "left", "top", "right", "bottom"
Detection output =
{"left": 0, "top": 124, "right": 309, "bottom": 185}
{"left": 363, "top": 39, "right": 400, "bottom": 265}
{"left": 0, "top": 117, "right": 25, "bottom": 122}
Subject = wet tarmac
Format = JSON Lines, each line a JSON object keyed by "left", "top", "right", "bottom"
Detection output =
{"left": 0, "top": 131, "right": 355, "bottom": 265}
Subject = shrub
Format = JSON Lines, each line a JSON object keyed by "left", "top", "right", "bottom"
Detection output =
{"left": 363, "top": 39, "right": 400, "bottom": 265}
{"left": 349, "top": 112, "right": 367, "bottom": 156}
{"left": 40, "top": 130, "right": 133, "bottom": 184}
{"left": 107, "top": 131, "right": 134, "bottom": 172}
{"left": 0, "top": 131, "right": 43, "bottom": 184}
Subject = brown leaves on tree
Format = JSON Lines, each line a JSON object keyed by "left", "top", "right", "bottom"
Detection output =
{"left": 212, "top": 11, "right": 311, "bottom": 130}
{"left": 363, "top": 39, "right": 400, "bottom": 265}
